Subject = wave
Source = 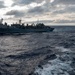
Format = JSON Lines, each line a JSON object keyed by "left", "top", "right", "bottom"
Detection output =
{"left": 32, "top": 47, "right": 75, "bottom": 75}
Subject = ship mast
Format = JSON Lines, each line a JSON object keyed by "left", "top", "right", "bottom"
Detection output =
{"left": 19, "top": 19, "right": 22, "bottom": 24}
{"left": 0, "top": 18, "right": 3, "bottom": 24}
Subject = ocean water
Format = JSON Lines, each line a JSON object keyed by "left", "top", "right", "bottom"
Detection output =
{"left": 0, "top": 26, "right": 75, "bottom": 75}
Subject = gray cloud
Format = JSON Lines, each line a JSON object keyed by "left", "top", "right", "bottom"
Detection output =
{"left": 51, "top": 5, "right": 75, "bottom": 15}
{"left": 12, "top": 0, "right": 75, "bottom": 6}
{"left": 5, "top": 10, "right": 25, "bottom": 17}
{"left": 66, "top": 5, "right": 75, "bottom": 12}
{"left": 6, "top": 0, "right": 75, "bottom": 16}
{"left": 5, "top": 5, "right": 45, "bottom": 18}
{"left": 12, "top": 0, "right": 43, "bottom": 6}
{"left": 6, "top": 0, "right": 75, "bottom": 18}
{"left": 5, "top": 0, "right": 75, "bottom": 24}
{"left": 50, "top": 0, "right": 75, "bottom": 14}
{"left": 0, "top": 1, "right": 5, "bottom": 8}
{"left": 28, "top": 6, "right": 45, "bottom": 14}
{"left": 55, "top": 19, "right": 75, "bottom": 23}
{"left": 52, "top": 0, "right": 75, "bottom": 5}
{"left": 58, "top": 0, "right": 75, "bottom": 4}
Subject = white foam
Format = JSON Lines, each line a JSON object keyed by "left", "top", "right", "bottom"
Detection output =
{"left": 34, "top": 46, "right": 73, "bottom": 75}
{"left": 34, "top": 58, "right": 73, "bottom": 75}
{"left": 55, "top": 46, "right": 70, "bottom": 52}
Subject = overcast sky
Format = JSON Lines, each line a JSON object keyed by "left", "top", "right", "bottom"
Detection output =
{"left": 0, "top": 0, "right": 75, "bottom": 25}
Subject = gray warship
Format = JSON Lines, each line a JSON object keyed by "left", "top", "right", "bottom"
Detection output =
{"left": 0, "top": 18, "right": 54, "bottom": 34}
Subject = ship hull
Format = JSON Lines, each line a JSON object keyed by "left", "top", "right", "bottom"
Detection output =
{"left": 0, "top": 27, "right": 54, "bottom": 34}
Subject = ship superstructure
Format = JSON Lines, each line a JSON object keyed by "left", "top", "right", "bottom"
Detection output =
{"left": 0, "top": 19, "right": 54, "bottom": 34}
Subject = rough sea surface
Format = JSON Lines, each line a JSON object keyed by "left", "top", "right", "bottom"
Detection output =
{"left": 0, "top": 26, "right": 75, "bottom": 75}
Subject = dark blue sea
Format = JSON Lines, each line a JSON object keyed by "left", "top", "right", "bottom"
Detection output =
{"left": 0, "top": 26, "right": 75, "bottom": 75}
